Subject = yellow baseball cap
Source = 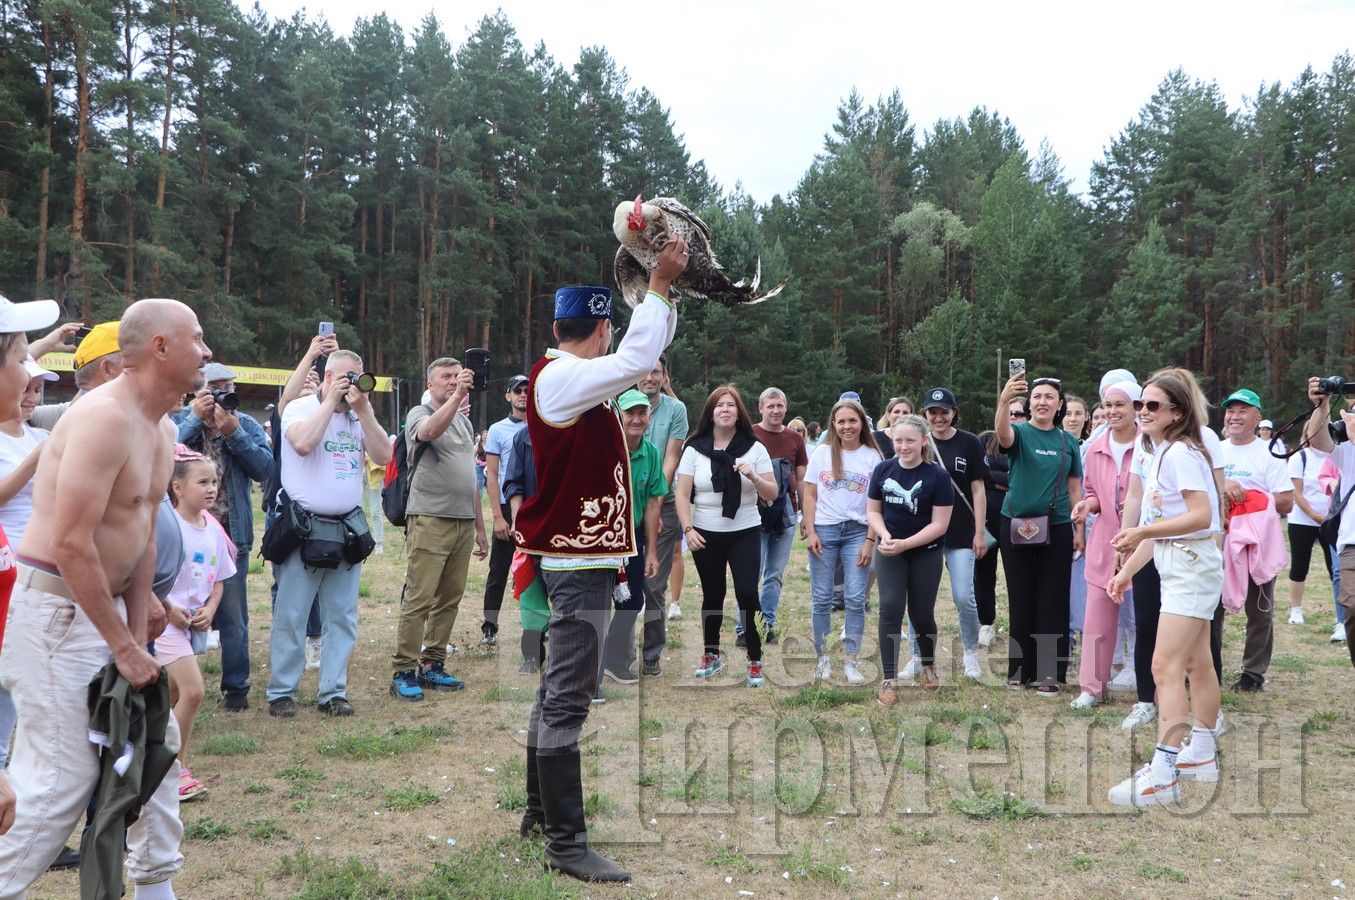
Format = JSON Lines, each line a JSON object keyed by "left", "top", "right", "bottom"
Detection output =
{"left": 73, "top": 322, "right": 120, "bottom": 368}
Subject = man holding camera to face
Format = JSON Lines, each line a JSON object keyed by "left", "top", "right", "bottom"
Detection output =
{"left": 177, "top": 362, "right": 273, "bottom": 711}
{"left": 266, "top": 349, "right": 392, "bottom": 718}
{"left": 1303, "top": 376, "right": 1355, "bottom": 665}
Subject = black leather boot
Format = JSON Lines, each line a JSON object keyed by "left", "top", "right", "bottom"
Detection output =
{"left": 520, "top": 745, "right": 544, "bottom": 837}
{"left": 537, "top": 747, "right": 630, "bottom": 882}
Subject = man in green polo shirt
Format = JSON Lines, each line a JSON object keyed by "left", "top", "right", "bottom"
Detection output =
{"left": 598, "top": 390, "right": 669, "bottom": 685}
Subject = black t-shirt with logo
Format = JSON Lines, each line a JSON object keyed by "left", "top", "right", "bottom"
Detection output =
{"left": 931, "top": 429, "right": 989, "bottom": 549}
{"left": 868, "top": 458, "right": 954, "bottom": 548}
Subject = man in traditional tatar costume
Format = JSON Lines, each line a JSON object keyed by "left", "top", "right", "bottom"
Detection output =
{"left": 513, "top": 238, "right": 688, "bottom": 882}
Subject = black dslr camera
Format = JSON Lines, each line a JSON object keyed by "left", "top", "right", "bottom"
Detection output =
{"left": 210, "top": 388, "right": 239, "bottom": 412}
{"left": 342, "top": 371, "right": 378, "bottom": 393}
{"left": 1316, "top": 376, "right": 1355, "bottom": 397}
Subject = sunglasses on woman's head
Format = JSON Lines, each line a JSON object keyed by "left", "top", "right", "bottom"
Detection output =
{"left": 1132, "top": 400, "right": 1175, "bottom": 412}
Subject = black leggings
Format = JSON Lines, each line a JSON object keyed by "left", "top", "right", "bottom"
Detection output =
{"left": 875, "top": 547, "right": 944, "bottom": 677}
{"left": 999, "top": 518, "right": 1072, "bottom": 685}
{"left": 691, "top": 525, "right": 763, "bottom": 662}
{"left": 975, "top": 501, "right": 1003, "bottom": 625}
{"left": 1288, "top": 522, "right": 1334, "bottom": 584}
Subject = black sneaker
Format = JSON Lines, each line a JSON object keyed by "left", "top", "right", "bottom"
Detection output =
{"left": 735, "top": 632, "right": 747, "bottom": 650}
{"left": 318, "top": 697, "right": 355, "bottom": 716}
{"left": 223, "top": 692, "right": 249, "bottom": 712}
{"left": 643, "top": 659, "right": 661, "bottom": 677}
{"left": 268, "top": 697, "right": 296, "bottom": 718}
{"left": 765, "top": 628, "right": 778, "bottom": 646}
{"left": 1231, "top": 672, "right": 1265, "bottom": 693}
{"left": 480, "top": 628, "right": 498, "bottom": 647}
{"left": 49, "top": 846, "right": 79, "bottom": 870}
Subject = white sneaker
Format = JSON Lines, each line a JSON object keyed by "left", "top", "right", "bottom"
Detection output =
{"left": 962, "top": 649, "right": 983, "bottom": 680}
{"left": 1108, "top": 666, "right": 1138, "bottom": 693}
{"left": 814, "top": 655, "right": 831, "bottom": 682}
{"left": 901, "top": 657, "right": 922, "bottom": 680}
{"left": 206, "top": 629, "right": 220, "bottom": 651}
{"left": 667, "top": 602, "right": 683, "bottom": 621}
{"left": 842, "top": 659, "right": 866, "bottom": 686}
{"left": 1288, "top": 606, "right": 1305, "bottom": 625}
{"left": 1069, "top": 691, "right": 1100, "bottom": 710}
{"left": 1214, "top": 709, "right": 1229, "bottom": 738}
{"left": 1175, "top": 745, "right": 1220, "bottom": 783}
{"left": 1120, "top": 701, "right": 1156, "bottom": 731}
{"left": 305, "top": 638, "right": 322, "bottom": 671}
{"left": 978, "top": 624, "right": 995, "bottom": 648}
{"left": 1108, "top": 764, "right": 1179, "bottom": 807}
{"left": 1331, "top": 623, "right": 1346, "bottom": 643}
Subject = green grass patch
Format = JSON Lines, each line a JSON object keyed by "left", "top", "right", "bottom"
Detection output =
{"left": 248, "top": 556, "right": 265, "bottom": 574}
{"left": 184, "top": 816, "right": 238, "bottom": 841}
{"left": 1269, "top": 653, "right": 1313, "bottom": 673}
{"left": 1136, "top": 862, "right": 1188, "bottom": 883}
{"left": 637, "top": 771, "right": 658, "bottom": 788}
{"left": 950, "top": 790, "right": 1043, "bottom": 821}
{"left": 666, "top": 633, "right": 684, "bottom": 650}
{"left": 901, "top": 720, "right": 953, "bottom": 746}
{"left": 199, "top": 655, "right": 222, "bottom": 675}
{"left": 706, "top": 847, "right": 759, "bottom": 873}
{"left": 1303, "top": 710, "right": 1341, "bottom": 733}
{"left": 358, "top": 581, "right": 373, "bottom": 598}
{"left": 243, "top": 782, "right": 271, "bottom": 795}
{"left": 640, "top": 718, "right": 663, "bottom": 739}
{"left": 200, "top": 732, "right": 262, "bottom": 756}
{"left": 782, "top": 685, "right": 867, "bottom": 710}
{"left": 483, "top": 685, "right": 535, "bottom": 703}
{"left": 780, "top": 843, "right": 849, "bottom": 889}
{"left": 247, "top": 818, "right": 290, "bottom": 841}
{"left": 317, "top": 724, "right": 450, "bottom": 760}
{"left": 927, "top": 705, "right": 1015, "bottom": 726}
{"left": 584, "top": 792, "right": 616, "bottom": 817}
{"left": 383, "top": 784, "right": 441, "bottom": 811}
{"left": 279, "top": 851, "right": 397, "bottom": 898}
{"left": 424, "top": 838, "right": 578, "bottom": 899}
{"left": 1072, "top": 853, "right": 1095, "bottom": 871}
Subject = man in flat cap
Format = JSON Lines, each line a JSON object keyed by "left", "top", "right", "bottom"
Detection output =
{"left": 511, "top": 238, "right": 687, "bottom": 883}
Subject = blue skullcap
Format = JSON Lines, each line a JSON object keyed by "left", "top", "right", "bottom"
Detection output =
{"left": 839, "top": 391, "right": 861, "bottom": 402}
{"left": 554, "top": 285, "right": 614, "bottom": 321}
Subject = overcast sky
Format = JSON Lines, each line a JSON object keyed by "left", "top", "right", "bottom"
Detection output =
{"left": 246, "top": 0, "right": 1355, "bottom": 202}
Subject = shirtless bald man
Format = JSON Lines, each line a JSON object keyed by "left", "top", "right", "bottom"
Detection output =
{"left": 0, "top": 298, "right": 210, "bottom": 898}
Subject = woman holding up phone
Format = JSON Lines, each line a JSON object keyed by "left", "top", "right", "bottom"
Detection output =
{"left": 868, "top": 415, "right": 952, "bottom": 701}
{"left": 994, "top": 367, "right": 1083, "bottom": 695}
{"left": 1106, "top": 370, "right": 1222, "bottom": 806}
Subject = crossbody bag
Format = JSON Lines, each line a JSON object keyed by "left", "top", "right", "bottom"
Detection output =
{"left": 927, "top": 434, "right": 997, "bottom": 553}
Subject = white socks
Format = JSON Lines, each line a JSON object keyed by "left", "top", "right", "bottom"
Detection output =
{"left": 1183, "top": 725, "right": 1216, "bottom": 762}
{"left": 134, "top": 879, "right": 176, "bottom": 900}
{"left": 1151, "top": 745, "right": 1180, "bottom": 783}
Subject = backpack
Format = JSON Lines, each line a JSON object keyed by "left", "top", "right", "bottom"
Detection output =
{"left": 757, "top": 457, "right": 795, "bottom": 535}
{"left": 382, "top": 406, "right": 436, "bottom": 527}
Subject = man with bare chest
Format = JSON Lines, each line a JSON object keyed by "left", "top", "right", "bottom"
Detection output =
{"left": 0, "top": 299, "right": 210, "bottom": 899}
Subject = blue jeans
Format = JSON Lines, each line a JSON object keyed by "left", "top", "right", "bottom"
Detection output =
{"left": 213, "top": 546, "right": 252, "bottom": 697}
{"left": 1336, "top": 551, "right": 1345, "bottom": 625}
{"left": 810, "top": 521, "right": 871, "bottom": 656}
{"left": 909, "top": 547, "right": 981, "bottom": 655}
{"left": 736, "top": 526, "right": 795, "bottom": 635}
{"left": 1070, "top": 553, "right": 1088, "bottom": 632}
{"left": 267, "top": 552, "right": 363, "bottom": 704}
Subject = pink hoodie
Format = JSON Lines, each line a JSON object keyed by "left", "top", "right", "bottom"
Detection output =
{"left": 1081, "top": 427, "right": 1138, "bottom": 589}
{"left": 1222, "top": 490, "right": 1287, "bottom": 612}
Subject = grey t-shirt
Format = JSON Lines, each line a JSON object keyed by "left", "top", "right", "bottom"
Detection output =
{"left": 405, "top": 404, "right": 477, "bottom": 519}
{"left": 642, "top": 393, "right": 688, "bottom": 486}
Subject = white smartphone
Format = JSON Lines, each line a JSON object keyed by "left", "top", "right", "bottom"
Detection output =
{"left": 318, "top": 321, "right": 335, "bottom": 338}
{"left": 1008, "top": 358, "right": 1025, "bottom": 378}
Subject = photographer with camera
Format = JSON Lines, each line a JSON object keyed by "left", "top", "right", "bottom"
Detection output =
{"left": 265, "top": 349, "right": 391, "bottom": 718}
{"left": 177, "top": 362, "right": 273, "bottom": 711}
{"left": 1303, "top": 376, "right": 1355, "bottom": 665}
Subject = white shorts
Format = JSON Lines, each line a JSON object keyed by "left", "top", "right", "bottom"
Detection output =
{"left": 1154, "top": 538, "right": 1223, "bottom": 620}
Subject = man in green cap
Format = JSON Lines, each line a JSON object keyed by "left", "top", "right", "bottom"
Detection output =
{"left": 1217, "top": 388, "right": 1294, "bottom": 693}
{"left": 597, "top": 390, "right": 669, "bottom": 685}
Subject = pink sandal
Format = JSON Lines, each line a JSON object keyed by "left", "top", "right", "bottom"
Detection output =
{"left": 178, "top": 768, "right": 208, "bottom": 801}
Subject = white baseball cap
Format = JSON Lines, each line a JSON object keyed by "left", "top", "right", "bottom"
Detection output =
{"left": 0, "top": 293, "right": 60, "bottom": 334}
{"left": 1259, "top": 419, "right": 1274, "bottom": 430}
{"left": 22, "top": 356, "right": 58, "bottom": 382}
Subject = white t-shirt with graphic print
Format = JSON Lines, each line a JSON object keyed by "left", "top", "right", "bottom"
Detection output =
{"left": 805, "top": 443, "right": 882, "bottom": 527}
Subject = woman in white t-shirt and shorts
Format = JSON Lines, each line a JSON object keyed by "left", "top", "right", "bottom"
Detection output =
{"left": 1105, "top": 370, "right": 1223, "bottom": 807}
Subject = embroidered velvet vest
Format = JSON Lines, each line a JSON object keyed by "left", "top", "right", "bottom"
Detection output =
{"left": 513, "top": 355, "right": 635, "bottom": 558}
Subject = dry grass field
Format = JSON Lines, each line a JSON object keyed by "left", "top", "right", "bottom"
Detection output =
{"left": 26, "top": 511, "right": 1355, "bottom": 899}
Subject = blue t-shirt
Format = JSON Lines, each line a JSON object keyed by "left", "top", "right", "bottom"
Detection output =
{"left": 867, "top": 458, "right": 954, "bottom": 549}
{"left": 485, "top": 415, "right": 527, "bottom": 491}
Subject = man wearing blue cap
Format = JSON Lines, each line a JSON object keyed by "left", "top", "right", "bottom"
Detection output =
{"left": 511, "top": 238, "right": 688, "bottom": 883}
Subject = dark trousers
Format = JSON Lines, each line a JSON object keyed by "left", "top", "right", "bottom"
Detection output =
{"left": 482, "top": 502, "right": 514, "bottom": 636}
{"left": 641, "top": 497, "right": 680, "bottom": 664}
{"left": 528, "top": 568, "right": 613, "bottom": 753}
{"left": 875, "top": 546, "right": 944, "bottom": 677}
{"left": 999, "top": 518, "right": 1073, "bottom": 685}
{"left": 975, "top": 505, "right": 1003, "bottom": 625}
{"left": 691, "top": 525, "right": 762, "bottom": 662}
{"left": 213, "top": 547, "right": 252, "bottom": 697}
{"left": 1131, "top": 559, "right": 1162, "bottom": 704}
{"left": 600, "top": 539, "right": 647, "bottom": 675}
{"left": 1288, "top": 522, "right": 1334, "bottom": 585}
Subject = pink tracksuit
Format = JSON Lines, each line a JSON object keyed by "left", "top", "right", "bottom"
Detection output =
{"left": 1079, "top": 428, "right": 1137, "bottom": 696}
